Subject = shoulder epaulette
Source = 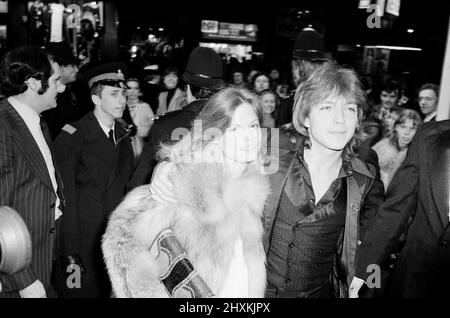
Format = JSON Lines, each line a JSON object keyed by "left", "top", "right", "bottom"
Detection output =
{"left": 62, "top": 124, "right": 77, "bottom": 135}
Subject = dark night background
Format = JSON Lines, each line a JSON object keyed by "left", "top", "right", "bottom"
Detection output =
{"left": 2, "top": 0, "right": 450, "bottom": 85}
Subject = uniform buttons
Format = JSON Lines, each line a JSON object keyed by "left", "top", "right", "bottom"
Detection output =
{"left": 314, "top": 264, "right": 318, "bottom": 269}
{"left": 49, "top": 227, "right": 55, "bottom": 234}
{"left": 440, "top": 240, "right": 448, "bottom": 249}
{"left": 293, "top": 224, "right": 299, "bottom": 231}
{"left": 289, "top": 243, "right": 295, "bottom": 248}
{"left": 50, "top": 203, "right": 56, "bottom": 209}
{"left": 285, "top": 278, "right": 291, "bottom": 284}
{"left": 357, "top": 240, "right": 362, "bottom": 246}
{"left": 318, "top": 249, "right": 323, "bottom": 254}
{"left": 288, "top": 262, "right": 292, "bottom": 267}
{"left": 321, "top": 234, "right": 326, "bottom": 238}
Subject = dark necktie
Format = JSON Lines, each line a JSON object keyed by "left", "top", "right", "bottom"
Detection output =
{"left": 108, "top": 129, "right": 115, "bottom": 145}
{"left": 39, "top": 117, "right": 53, "bottom": 150}
{"left": 39, "top": 117, "right": 65, "bottom": 210}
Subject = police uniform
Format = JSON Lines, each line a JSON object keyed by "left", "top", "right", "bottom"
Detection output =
{"left": 52, "top": 63, "right": 135, "bottom": 298}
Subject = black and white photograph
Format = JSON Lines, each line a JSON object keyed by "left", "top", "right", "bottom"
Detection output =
{"left": 0, "top": 0, "right": 449, "bottom": 312}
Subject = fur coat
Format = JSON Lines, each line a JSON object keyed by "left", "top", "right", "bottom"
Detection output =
{"left": 372, "top": 138, "right": 407, "bottom": 191}
{"left": 102, "top": 159, "right": 269, "bottom": 298}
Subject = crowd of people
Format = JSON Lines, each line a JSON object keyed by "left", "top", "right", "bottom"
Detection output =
{"left": 0, "top": 26, "right": 449, "bottom": 299}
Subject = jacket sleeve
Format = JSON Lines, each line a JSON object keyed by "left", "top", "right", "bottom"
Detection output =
{"left": 53, "top": 130, "right": 81, "bottom": 256}
{"left": 359, "top": 148, "right": 385, "bottom": 239}
{"left": 354, "top": 126, "right": 422, "bottom": 281}
{"left": 0, "top": 124, "right": 37, "bottom": 293}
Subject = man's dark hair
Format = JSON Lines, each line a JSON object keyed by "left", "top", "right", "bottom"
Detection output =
{"left": 418, "top": 83, "right": 439, "bottom": 97}
{"left": 46, "top": 42, "right": 77, "bottom": 67}
{"left": 0, "top": 45, "right": 52, "bottom": 97}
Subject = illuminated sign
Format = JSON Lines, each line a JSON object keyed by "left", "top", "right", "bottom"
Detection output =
{"left": 201, "top": 20, "right": 258, "bottom": 42}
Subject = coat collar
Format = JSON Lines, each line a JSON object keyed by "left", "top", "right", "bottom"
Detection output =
{"left": 82, "top": 111, "right": 130, "bottom": 143}
{"left": 281, "top": 132, "right": 374, "bottom": 181}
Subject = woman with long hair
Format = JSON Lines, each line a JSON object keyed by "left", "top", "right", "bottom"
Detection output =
{"left": 259, "top": 89, "right": 278, "bottom": 128}
{"left": 372, "top": 109, "right": 422, "bottom": 191}
{"left": 102, "top": 87, "right": 269, "bottom": 298}
{"left": 124, "top": 77, "right": 155, "bottom": 159}
{"left": 156, "top": 66, "right": 187, "bottom": 115}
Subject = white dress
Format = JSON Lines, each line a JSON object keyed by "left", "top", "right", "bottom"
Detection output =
{"left": 218, "top": 237, "right": 249, "bottom": 298}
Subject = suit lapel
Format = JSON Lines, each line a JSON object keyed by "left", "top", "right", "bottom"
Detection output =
{"left": 427, "top": 129, "right": 450, "bottom": 226}
{"left": 3, "top": 101, "right": 54, "bottom": 191}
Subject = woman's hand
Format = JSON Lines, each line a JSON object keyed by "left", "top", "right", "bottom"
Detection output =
{"left": 149, "top": 161, "right": 177, "bottom": 204}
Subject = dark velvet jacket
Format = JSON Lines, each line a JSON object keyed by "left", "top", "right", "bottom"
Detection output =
{"left": 262, "top": 128, "right": 384, "bottom": 297}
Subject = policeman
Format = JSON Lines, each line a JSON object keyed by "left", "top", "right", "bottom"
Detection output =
{"left": 52, "top": 63, "right": 135, "bottom": 298}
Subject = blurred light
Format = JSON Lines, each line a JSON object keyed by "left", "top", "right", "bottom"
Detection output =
{"left": 158, "top": 28, "right": 164, "bottom": 32}
{"left": 407, "top": 29, "right": 414, "bottom": 33}
{"left": 137, "top": 26, "right": 141, "bottom": 30}
{"left": 356, "top": 44, "right": 362, "bottom": 47}
{"left": 131, "top": 45, "right": 138, "bottom": 53}
{"left": 305, "top": 10, "right": 310, "bottom": 14}
{"left": 365, "top": 45, "right": 422, "bottom": 51}
{"left": 93, "top": 32, "right": 99, "bottom": 38}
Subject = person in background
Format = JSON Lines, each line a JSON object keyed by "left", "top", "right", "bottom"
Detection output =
{"left": 156, "top": 66, "right": 187, "bottom": 115}
{"left": 417, "top": 83, "right": 439, "bottom": 122}
{"left": 276, "top": 27, "right": 331, "bottom": 127}
{"left": 140, "top": 63, "right": 161, "bottom": 114}
{"left": 372, "top": 109, "right": 422, "bottom": 191}
{"left": 260, "top": 89, "right": 278, "bottom": 128}
{"left": 369, "top": 80, "right": 402, "bottom": 122}
{"left": 251, "top": 72, "right": 271, "bottom": 95}
{"left": 42, "top": 41, "right": 92, "bottom": 140}
{"left": 247, "top": 69, "right": 259, "bottom": 89}
{"left": 125, "top": 77, "right": 155, "bottom": 160}
{"left": 269, "top": 67, "right": 281, "bottom": 88}
{"left": 276, "top": 82, "right": 292, "bottom": 100}
{"left": 230, "top": 68, "right": 246, "bottom": 89}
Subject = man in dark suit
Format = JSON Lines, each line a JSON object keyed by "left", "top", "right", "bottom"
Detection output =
{"left": 350, "top": 119, "right": 450, "bottom": 298}
{"left": 42, "top": 41, "right": 92, "bottom": 140}
{"left": 0, "top": 45, "right": 66, "bottom": 298}
{"left": 51, "top": 63, "right": 135, "bottom": 298}
{"left": 127, "top": 46, "right": 225, "bottom": 190}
